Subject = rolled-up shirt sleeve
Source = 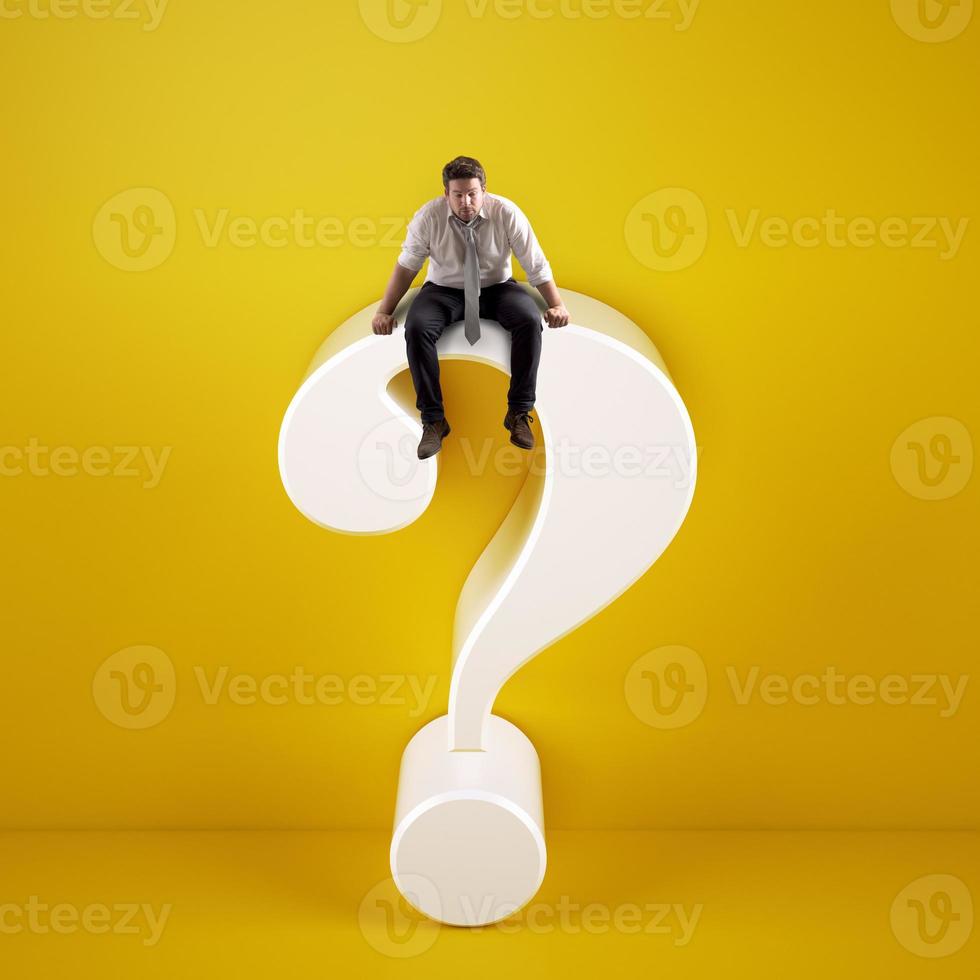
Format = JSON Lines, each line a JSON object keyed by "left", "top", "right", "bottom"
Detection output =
{"left": 505, "top": 203, "right": 553, "bottom": 287}
{"left": 397, "top": 205, "right": 430, "bottom": 273}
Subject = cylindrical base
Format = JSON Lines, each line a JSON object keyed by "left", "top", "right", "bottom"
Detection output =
{"left": 389, "top": 714, "right": 546, "bottom": 927}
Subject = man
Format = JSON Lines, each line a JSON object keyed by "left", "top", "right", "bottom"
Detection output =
{"left": 371, "top": 156, "right": 570, "bottom": 459}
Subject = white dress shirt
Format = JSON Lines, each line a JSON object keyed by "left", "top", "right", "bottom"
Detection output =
{"left": 397, "top": 192, "right": 554, "bottom": 290}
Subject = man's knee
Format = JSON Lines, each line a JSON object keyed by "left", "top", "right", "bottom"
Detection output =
{"left": 511, "top": 309, "right": 543, "bottom": 333}
{"left": 499, "top": 298, "right": 543, "bottom": 332}
{"left": 404, "top": 313, "right": 443, "bottom": 343}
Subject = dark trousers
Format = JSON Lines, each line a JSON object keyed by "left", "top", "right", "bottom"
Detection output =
{"left": 404, "top": 277, "right": 543, "bottom": 423}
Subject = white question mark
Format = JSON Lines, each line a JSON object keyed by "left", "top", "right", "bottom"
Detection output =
{"left": 278, "top": 284, "right": 696, "bottom": 926}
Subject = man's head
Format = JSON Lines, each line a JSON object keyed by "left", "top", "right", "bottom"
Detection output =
{"left": 442, "top": 156, "right": 486, "bottom": 223}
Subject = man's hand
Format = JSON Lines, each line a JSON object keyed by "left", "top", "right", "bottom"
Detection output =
{"left": 543, "top": 305, "right": 570, "bottom": 328}
{"left": 372, "top": 312, "right": 398, "bottom": 335}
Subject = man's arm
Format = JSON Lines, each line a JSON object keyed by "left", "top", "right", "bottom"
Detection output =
{"left": 506, "top": 204, "right": 569, "bottom": 328}
{"left": 535, "top": 279, "right": 569, "bottom": 327}
{"left": 372, "top": 263, "right": 418, "bottom": 334}
{"left": 373, "top": 206, "right": 429, "bottom": 334}
{"left": 380, "top": 262, "right": 418, "bottom": 315}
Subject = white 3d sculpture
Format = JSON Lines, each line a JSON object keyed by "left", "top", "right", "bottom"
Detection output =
{"left": 278, "top": 284, "right": 696, "bottom": 927}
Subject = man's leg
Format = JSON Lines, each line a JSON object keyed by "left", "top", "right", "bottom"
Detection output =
{"left": 480, "top": 279, "right": 543, "bottom": 413}
{"left": 404, "top": 282, "right": 465, "bottom": 422}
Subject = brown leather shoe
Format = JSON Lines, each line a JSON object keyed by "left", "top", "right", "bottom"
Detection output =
{"left": 417, "top": 417, "right": 451, "bottom": 459}
{"left": 503, "top": 409, "right": 535, "bottom": 450}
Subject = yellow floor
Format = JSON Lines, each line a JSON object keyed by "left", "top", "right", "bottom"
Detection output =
{"left": 1, "top": 831, "right": 976, "bottom": 977}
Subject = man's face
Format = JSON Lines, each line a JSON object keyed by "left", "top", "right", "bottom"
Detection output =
{"left": 445, "top": 178, "right": 485, "bottom": 222}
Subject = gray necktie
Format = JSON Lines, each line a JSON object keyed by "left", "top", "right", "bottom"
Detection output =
{"left": 456, "top": 216, "right": 481, "bottom": 345}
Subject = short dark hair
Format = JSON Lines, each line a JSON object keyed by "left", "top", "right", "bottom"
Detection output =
{"left": 442, "top": 156, "right": 486, "bottom": 190}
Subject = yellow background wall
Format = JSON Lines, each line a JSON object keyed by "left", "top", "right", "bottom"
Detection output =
{"left": 1, "top": 0, "right": 976, "bottom": 830}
